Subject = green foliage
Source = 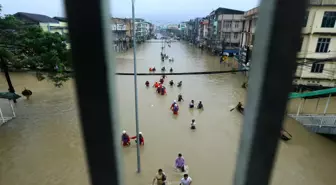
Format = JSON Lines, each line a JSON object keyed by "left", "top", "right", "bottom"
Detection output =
{"left": 0, "top": 4, "right": 72, "bottom": 87}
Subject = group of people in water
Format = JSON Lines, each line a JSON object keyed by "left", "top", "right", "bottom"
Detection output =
{"left": 152, "top": 153, "right": 192, "bottom": 185}
{"left": 121, "top": 130, "right": 144, "bottom": 146}
{"left": 188, "top": 100, "right": 203, "bottom": 109}
{"left": 149, "top": 66, "right": 174, "bottom": 73}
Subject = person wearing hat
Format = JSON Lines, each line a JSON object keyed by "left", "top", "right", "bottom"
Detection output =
{"left": 131, "top": 132, "right": 145, "bottom": 145}
{"left": 172, "top": 104, "right": 179, "bottom": 115}
{"left": 170, "top": 100, "right": 177, "bottom": 109}
{"left": 121, "top": 130, "right": 130, "bottom": 146}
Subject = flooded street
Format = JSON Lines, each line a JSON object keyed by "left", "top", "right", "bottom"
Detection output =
{"left": 1, "top": 41, "right": 336, "bottom": 185}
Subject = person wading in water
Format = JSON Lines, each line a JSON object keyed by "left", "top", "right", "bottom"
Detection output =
{"left": 152, "top": 169, "right": 167, "bottom": 185}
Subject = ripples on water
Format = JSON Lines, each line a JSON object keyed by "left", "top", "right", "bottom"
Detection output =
{"left": 1, "top": 41, "right": 336, "bottom": 185}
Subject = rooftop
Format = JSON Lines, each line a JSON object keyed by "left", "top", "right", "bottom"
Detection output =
{"left": 53, "top": 17, "right": 67, "bottom": 22}
{"left": 14, "top": 12, "right": 59, "bottom": 23}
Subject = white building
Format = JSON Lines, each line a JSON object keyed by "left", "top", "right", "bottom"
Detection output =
{"left": 296, "top": 1, "right": 336, "bottom": 87}
{"left": 242, "top": 1, "right": 336, "bottom": 88}
{"left": 240, "top": 7, "right": 258, "bottom": 48}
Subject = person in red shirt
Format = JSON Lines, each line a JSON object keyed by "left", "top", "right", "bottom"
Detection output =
{"left": 131, "top": 132, "right": 144, "bottom": 145}
{"left": 154, "top": 82, "right": 160, "bottom": 88}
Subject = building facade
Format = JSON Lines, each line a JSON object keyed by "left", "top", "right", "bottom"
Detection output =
{"left": 206, "top": 8, "right": 244, "bottom": 52}
{"left": 218, "top": 14, "right": 244, "bottom": 47}
{"left": 295, "top": 1, "right": 336, "bottom": 88}
{"left": 240, "top": 7, "right": 258, "bottom": 48}
{"left": 241, "top": 1, "right": 336, "bottom": 88}
{"left": 110, "top": 18, "right": 128, "bottom": 52}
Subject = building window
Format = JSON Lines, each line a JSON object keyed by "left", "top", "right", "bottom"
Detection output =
{"left": 234, "top": 33, "right": 238, "bottom": 39}
{"left": 303, "top": 11, "right": 309, "bottom": 27}
{"left": 315, "top": 38, "right": 330, "bottom": 53}
{"left": 311, "top": 63, "right": 324, "bottom": 73}
{"left": 235, "top": 22, "right": 239, "bottom": 28}
{"left": 321, "top": 11, "right": 336, "bottom": 28}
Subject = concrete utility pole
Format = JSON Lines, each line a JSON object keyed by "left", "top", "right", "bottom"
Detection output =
{"left": 131, "top": 0, "right": 141, "bottom": 173}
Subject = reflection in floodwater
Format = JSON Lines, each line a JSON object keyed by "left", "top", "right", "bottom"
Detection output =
{"left": 1, "top": 41, "right": 336, "bottom": 185}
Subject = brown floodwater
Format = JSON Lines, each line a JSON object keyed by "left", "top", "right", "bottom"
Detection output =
{"left": 1, "top": 41, "right": 336, "bottom": 185}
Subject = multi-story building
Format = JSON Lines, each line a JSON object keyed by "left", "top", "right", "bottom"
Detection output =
{"left": 295, "top": 0, "right": 336, "bottom": 88}
{"left": 218, "top": 14, "right": 244, "bottom": 47}
{"left": 199, "top": 18, "right": 209, "bottom": 47}
{"left": 178, "top": 22, "right": 186, "bottom": 31}
{"left": 143, "top": 21, "right": 151, "bottom": 39}
{"left": 240, "top": 7, "right": 258, "bottom": 47}
{"left": 111, "top": 18, "right": 127, "bottom": 41}
{"left": 242, "top": 1, "right": 336, "bottom": 88}
{"left": 134, "top": 18, "right": 146, "bottom": 41}
{"left": 206, "top": 8, "right": 244, "bottom": 52}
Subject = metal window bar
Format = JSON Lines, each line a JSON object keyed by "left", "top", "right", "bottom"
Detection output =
{"left": 64, "top": 0, "right": 307, "bottom": 185}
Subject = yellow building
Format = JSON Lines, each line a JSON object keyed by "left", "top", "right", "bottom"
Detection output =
{"left": 241, "top": 0, "right": 336, "bottom": 88}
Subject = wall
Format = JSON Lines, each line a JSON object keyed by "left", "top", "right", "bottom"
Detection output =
{"left": 296, "top": 6, "right": 336, "bottom": 83}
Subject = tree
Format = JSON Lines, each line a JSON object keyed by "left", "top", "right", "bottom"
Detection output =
{"left": 0, "top": 4, "right": 72, "bottom": 90}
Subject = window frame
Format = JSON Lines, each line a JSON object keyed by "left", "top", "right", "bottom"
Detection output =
{"left": 63, "top": 0, "right": 308, "bottom": 185}
{"left": 321, "top": 11, "right": 336, "bottom": 28}
{"left": 315, "top": 38, "right": 331, "bottom": 53}
{"left": 311, "top": 63, "right": 325, "bottom": 73}
{"left": 303, "top": 11, "right": 309, "bottom": 27}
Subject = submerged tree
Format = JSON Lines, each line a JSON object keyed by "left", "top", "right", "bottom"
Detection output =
{"left": 0, "top": 4, "right": 72, "bottom": 90}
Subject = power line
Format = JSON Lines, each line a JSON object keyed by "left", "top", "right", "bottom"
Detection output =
{"left": 115, "top": 69, "right": 248, "bottom": 75}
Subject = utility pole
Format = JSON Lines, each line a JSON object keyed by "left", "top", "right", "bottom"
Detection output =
{"left": 131, "top": 0, "right": 141, "bottom": 173}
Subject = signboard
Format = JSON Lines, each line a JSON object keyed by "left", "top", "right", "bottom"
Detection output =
{"left": 111, "top": 24, "right": 126, "bottom": 31}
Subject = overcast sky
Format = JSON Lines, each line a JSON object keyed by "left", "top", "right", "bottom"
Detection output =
{"left": 1, "top": 0, "right": 259, "bottom": 24}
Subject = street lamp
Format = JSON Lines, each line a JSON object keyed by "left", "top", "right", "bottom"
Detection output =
{"left": 131, "top": 0, "right": 141, "bottom": 173}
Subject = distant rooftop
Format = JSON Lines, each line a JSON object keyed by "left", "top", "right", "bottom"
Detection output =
{"left": 211, "top": 7, "right": 245, "bottom": 15}
{"left": 14, "top": 12, "right": 59, "bottom": 23}
{"left": 53, "top": 17, "right": 67, "bottom": 22}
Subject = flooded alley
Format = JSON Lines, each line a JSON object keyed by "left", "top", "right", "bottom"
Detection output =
{"left": 1, "top": 41, "right": 336, "bottom": 185}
